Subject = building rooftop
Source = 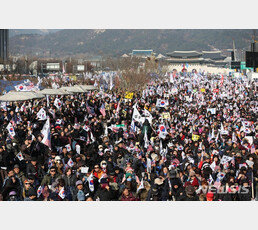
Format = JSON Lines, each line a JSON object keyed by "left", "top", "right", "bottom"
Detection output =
{"left": 166, "top": 51, "right": 202, "bottom": 58}
{"left": 132, "top": 50, "right": 153, "bottom": 52}
{"left": 166, "top": 57, "right": 205, "bottom": 63}
{"left": 202, "top": 51, "right": 226, "bottom": 60}
{"left": 132, "top": 50, "right": 153, "bottom": 56}
{"left": 121, "top": 54, "right": 129, "bottom": 58}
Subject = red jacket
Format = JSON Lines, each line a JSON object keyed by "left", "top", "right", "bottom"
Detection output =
{"left": 191, "top": 177, "right": 199, "bottom": 187}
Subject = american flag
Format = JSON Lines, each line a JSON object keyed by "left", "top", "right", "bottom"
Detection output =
{"left": 86, "top": 102, "right": 95, "bottom": 115}
{"left": 26, "top": 82, "right": 36, "bottom": 91}
{"left": 251, "top": 144, "right": 256, "bottom": 154}
{"left": 99, "top": 103, "right": 106, "bottom": 117}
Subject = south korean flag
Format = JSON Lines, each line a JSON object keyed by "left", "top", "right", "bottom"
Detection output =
{"left": 54, "top": 98, "right": 62, "bottom": 110}
{"left": 16, "top": 152, "right": 24, "bottom": 161}
{"left": 156, "top": 99, "right": 169, "bottom": 108}
{"left": 158, "top": 124, "right": 168, "bottom": 139}
{"left": 37, "top": 108, "right": 47, "bottom": 121}
{"left": 6, "top": 122, "right": 15, "bottom": 138}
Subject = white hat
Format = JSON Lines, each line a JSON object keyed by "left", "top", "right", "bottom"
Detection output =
{"left": 151, "top": 153, "right": 158, "bottom": 161}
{"left": 55, "top": 156, "right": 61, "bottom": 162}
{"left": 104, "top": 148, "right": 110, "bottom": 153}
{"left": 100, "top": 160, "right": 107, "bottom": 168}
{"left": 167, "top": 142, "right": 173, "bottom": 147}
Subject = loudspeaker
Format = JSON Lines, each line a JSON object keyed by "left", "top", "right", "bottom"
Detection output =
{"left": 231, "top": 51, "right": 235, "bottom": 61}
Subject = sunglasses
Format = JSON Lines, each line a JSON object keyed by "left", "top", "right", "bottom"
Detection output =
{"left": 25, "top": 183, "right": 30, "bottom": 185}
{"left": 94, "top": 167, "right": 99, "bottom": 169}
{"left": 50, "top": 170, "right": 56, "bottom": 172}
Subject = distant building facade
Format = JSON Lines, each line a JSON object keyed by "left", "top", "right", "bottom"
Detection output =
{"left": 131, "top": 50, "right": 154, "bottom": 58}
{"left": 166, "top": 50, "right": 227, "bottom": 66}
{"left": 84, "top": 56, "right": 101, "bottom": 68}
{"left": 0, "top": 29, "right": 9, "bottom": 62}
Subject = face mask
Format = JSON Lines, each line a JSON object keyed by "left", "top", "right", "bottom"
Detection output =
{"left": 127, "top": 178, "right": 132, "bottom": 181}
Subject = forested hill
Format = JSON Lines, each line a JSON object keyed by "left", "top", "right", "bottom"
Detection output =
{"left": 9, "top": 29, "right": 253, "bottom": 57}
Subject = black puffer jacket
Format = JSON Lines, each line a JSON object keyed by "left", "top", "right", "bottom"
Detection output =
{"left": 94, "top": 186, "right": 115, "bottom": 201}
{"left": 26, "top": 162, "right": 45, "bottom": 180}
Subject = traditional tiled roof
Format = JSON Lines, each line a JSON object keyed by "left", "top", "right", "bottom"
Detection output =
{"left": 166, "top": 51, "right": 202, "bottom": 58}
{"left": 202, "top": 51, "right": 226, "bottom": 60}
{"left": 166, "top": 57, "right": 204, "bottom": 63}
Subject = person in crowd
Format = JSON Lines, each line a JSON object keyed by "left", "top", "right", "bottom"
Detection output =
{"left": 0, "top": 71, "right": 257, "bottom": 201}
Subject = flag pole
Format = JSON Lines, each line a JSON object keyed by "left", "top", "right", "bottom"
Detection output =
{"left": 251, "top": 170, "right": 255, "bottom": 200}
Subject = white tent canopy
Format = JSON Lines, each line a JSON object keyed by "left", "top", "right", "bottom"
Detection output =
{"left": 0, "top": 91, "right": 44, "bottom": 102}
{"left": 156, "top": 54, "right": 166, "bottom": 59}
{"left": 121, "top": 53, "right": 129, "bottom": 58}
{"left": 60, "top": 85, "right": 97, "bottom": 93}
{"left": 60, "top": 86, "right": 85, "bottom": 93}
{"left": 40, "top": 88, "right": 70, "bottom": 95}
{"left": 78, "top": 85, "right": 97, "bottom": 91}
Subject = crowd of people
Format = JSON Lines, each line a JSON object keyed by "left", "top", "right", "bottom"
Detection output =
{"left": 0, "top": 70, "right": 257, "bottom": 201}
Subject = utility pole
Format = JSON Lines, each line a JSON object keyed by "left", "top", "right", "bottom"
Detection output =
{"left": 232, "top": 39, "right": 236, "bottom": 61}
{"left": 251, "top": 30, "right": 256, "bottom": 72}
{"left": 25, "top": 56, "right": 28, "bottom": 74}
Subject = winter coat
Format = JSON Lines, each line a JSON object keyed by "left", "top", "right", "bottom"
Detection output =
{"left": 62, "top": 174, "right": 77, "bottom": 188}
{"left": 120, "top": 192, "right": 138, "bottom": 201}
{"left": 41, "top": 173, "right": 61, "bottom": 186}
{"left": 26, "top": 162, "right": 45, "bottom": 180}
{"left": 94, "top": 187, "right": 115, "bottom": 201}
{"left": 178, "top": 192, "right": 199, "bottom": 201}
{"left": 1, "top": 176, "right": 22, "bottom": 200}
